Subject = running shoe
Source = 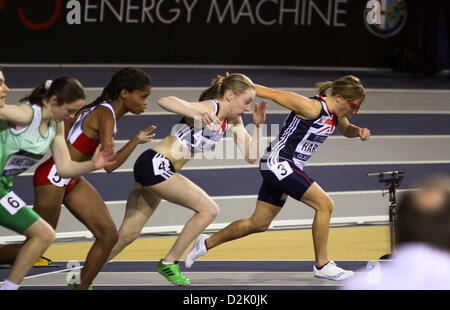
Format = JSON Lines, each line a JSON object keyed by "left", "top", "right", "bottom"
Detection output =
{"left": 185, "top": 234, "right": 209, "bottom": 268}
{"left": 155, "top": 259, "right": 190, "bottom": 286}
{"left": 67, "top": 277, "right": 93, "bottom": 290}
{"left": 313, "top": 260, "right": 354, "bottom": 281}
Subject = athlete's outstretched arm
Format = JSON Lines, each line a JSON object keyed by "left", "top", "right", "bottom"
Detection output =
{"left": 158, "top": 96, "right": 216, "bottom": 120}
{"left": 254, "top": 84, "right": 322, "bottom": 120}
{"left": 92, "top": 107, "right": 156, "bottom": 173}
{"left": 337, "top": 116, "right": 370, "bottom": 140}
{"left": 0, "top": 104, "right": 34, "bottom": 126}
{"left": 51, "top": 122, "right": 116, "bottom": 177}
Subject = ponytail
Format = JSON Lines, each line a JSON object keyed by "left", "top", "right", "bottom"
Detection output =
{"left": 199, "top": 78, "right": 224, "bottom": 101}
{"left": 315, "top": 75, "right": 365, "bottom": 104}
{"left": 81, "top": 67, "right": 152, "bottom": 112}
{"left": 199, "top": 73, "right": 254, "bottom": 101}
{"left": 21, "top": 77, "right": 85, "bottom": 107}
{"left": 314, "top": 81, "right": 333, "bottom": 97}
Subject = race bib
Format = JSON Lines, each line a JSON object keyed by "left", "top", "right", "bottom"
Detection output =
{"left": 152, "top": 156, "right": 171, "bottom": 176}
{"left": 0, "top": 191, "right": 26, "bottom": 215}
{"left": 48, "top": 164, "right": 71, "bottom": 187}
{"left": 269, "top": 161, "right": 293, "bottom": 181}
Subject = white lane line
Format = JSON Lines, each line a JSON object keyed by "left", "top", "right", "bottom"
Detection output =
{"left": 0, "top": 265, "right": 83, "bottom": 285}
{"left": 19, "top": 159, "right": 450, "bottom": 176}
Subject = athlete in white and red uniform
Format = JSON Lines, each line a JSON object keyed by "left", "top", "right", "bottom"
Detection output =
{"left": 185, "top": 75, "right": 371, "bottom": 282}
{"left": 0, "top": 68, "right": 155, "bottom": 290}
{"left": 33, "top": 102, "right": 118, "bottom": 194}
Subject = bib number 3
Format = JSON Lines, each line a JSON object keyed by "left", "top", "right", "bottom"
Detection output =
{"left": 270, "top": 161, "right": 293, "bottom": 181}
{"left": 0, "top": 191, "right": 26, "bottom": 215}
{"left": 48, "top": 164, "right": 71, "bottom": 187}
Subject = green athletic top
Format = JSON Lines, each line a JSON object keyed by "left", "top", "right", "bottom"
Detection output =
{"left": 0, "top": 103, "right": 57, "bottom": 198}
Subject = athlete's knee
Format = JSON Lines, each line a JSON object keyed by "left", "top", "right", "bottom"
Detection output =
{"left": 120, "top": 229, "right": 141, "bottom": 246}
{"left": 200, "top": 200, "right": 219, "bottom": 220}
{"left": 28, "top": 220, "right": 55, "bottom": 246}
{"left": 208, "top": 203, "right": 220, "bottom": 219}
{"left": 250, "top": 219, "right": 271, "bottom": 233}
{"left": 96, "top": 227, "right": 119, "bottom": 248}
{"left": 38, "top": 225, "right": 55, "bottom": 246}
{"left": 44, "top": 226, "right": 56, "bottom": 245}
{"left": 316, "top": 196, "right": 334, "bottom": 214}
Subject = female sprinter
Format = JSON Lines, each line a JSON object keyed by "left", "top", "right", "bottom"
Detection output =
{"left": 107, "top": 73, "right": 267, "bottom": 286}
{"left": 185, "top": 75, "right": 371, "bottom": 282}
{"left": 0, "top": 71, "right": 114, "bottom": 290}
{"left": 0, "top": 67, "right": 155, "bottom": 290}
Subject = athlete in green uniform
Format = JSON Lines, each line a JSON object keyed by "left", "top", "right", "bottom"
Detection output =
{"left": 0, "top": 69, "right": 115, "bottom": 290}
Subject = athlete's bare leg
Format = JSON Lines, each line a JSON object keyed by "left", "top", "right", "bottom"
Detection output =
{"left": 63, "top": 177, "right": 118, "bottom": 290}
{"left": 146, "top": 173, "right": 219, "bottom": 263}
{"left": 0, "top": 185, "right": 64, "bottom": 264}
{"left": 300, "top": 182, "right": 334, "bottom": 267}
{"left": 205, "top": 200, "right": 281, "bottom": 249}
{"left": 108, "top": 182, "right": 161, "bottom": 261}
{"left": 5, "top": 218, "right": 55, "bottom": 285}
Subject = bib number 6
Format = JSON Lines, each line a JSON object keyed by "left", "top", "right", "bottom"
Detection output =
{"left": 0, "top": 191, "right": 26, "bottom": 215}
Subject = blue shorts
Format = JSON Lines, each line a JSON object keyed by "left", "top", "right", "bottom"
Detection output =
{"left": 133, "top": 149, "right": 175, "bottom": 186}
{"left": 257, "top": 159, "right": 314, "bottom": 207}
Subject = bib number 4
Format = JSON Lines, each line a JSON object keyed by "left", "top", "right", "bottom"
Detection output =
{"left": 152, "top": 156, "right": 171, "bottom": 176}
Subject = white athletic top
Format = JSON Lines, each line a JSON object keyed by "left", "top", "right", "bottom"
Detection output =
{"left": 172, "top": 99, "right": 228, "bottom": 153}
{"left": 67, "top": 102, "right": 117, "bottom": 156}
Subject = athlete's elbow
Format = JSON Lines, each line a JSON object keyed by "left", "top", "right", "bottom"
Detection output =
{"left": 158, "top": 96, "right": 177, "bottom": 108}
{"left": 157, "top": 97, "right": 168, "bottom": 109}
{"left": 245, "top": 157, "right": 258, "bottom": 165}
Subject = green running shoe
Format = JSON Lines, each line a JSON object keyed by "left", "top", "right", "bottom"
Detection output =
{"left": 68, "top": 283, "right": 93, "bottom": 290}
{"left": 155, "top": 259, "right": 191, "bottom": 286}
{"left": 68, "top": 275, "right": 93, "bottom": 290}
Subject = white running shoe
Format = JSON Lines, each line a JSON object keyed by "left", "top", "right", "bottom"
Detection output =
{"left": 185, "top": 234, "right": 209, "bottom": 268}
{"left": 313, "top": 260, "right": 354, "bottom": 281}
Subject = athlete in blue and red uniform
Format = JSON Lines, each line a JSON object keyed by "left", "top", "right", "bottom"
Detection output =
{"left": 185, "top": 75, "right": 371, "bottom": 282}
{"left": 106, "top": 73, "right": 267, "bottom": 286}
{"left": 0, "top": 68, "right": 155, "bottom": 289}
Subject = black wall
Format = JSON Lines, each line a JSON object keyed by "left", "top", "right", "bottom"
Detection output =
{"left": 0, "top": 0, "right": 425, "bottom": 67}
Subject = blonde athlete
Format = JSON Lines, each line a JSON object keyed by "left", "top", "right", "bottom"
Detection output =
{"left": 108, "top": 73, "right": 267, "bottom": 286}
{"left": 185, "top": 75, "right": 371, "bottom": 282}
{"left": 0, "top": 71, "right": 115, "bottom": 290}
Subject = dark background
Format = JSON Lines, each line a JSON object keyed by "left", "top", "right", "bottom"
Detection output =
{"left": 0, "top": 0, "right": 448, "bottom": 76}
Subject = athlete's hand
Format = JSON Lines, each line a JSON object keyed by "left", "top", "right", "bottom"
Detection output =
{"left": 202, "top": 111, "right": 221, "bottom": 131}
{"left": 135, "top": 125, "right": 156, "bottom": 144}
{"left": 91, "top": 142, "right": 117, "bottom": 170}
{"left": 253, "top": 100, "right": 267, "bottom": 127}
{"left": 359, "top": 128, "right": 370, "bottom": 141}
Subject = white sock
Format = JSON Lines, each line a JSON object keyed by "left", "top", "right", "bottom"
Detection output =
{"left": 162, "top": 260, "right": 174, "bottom": 265}
{"left": 0, "top": 279, "right": 20, "bottom": 290}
